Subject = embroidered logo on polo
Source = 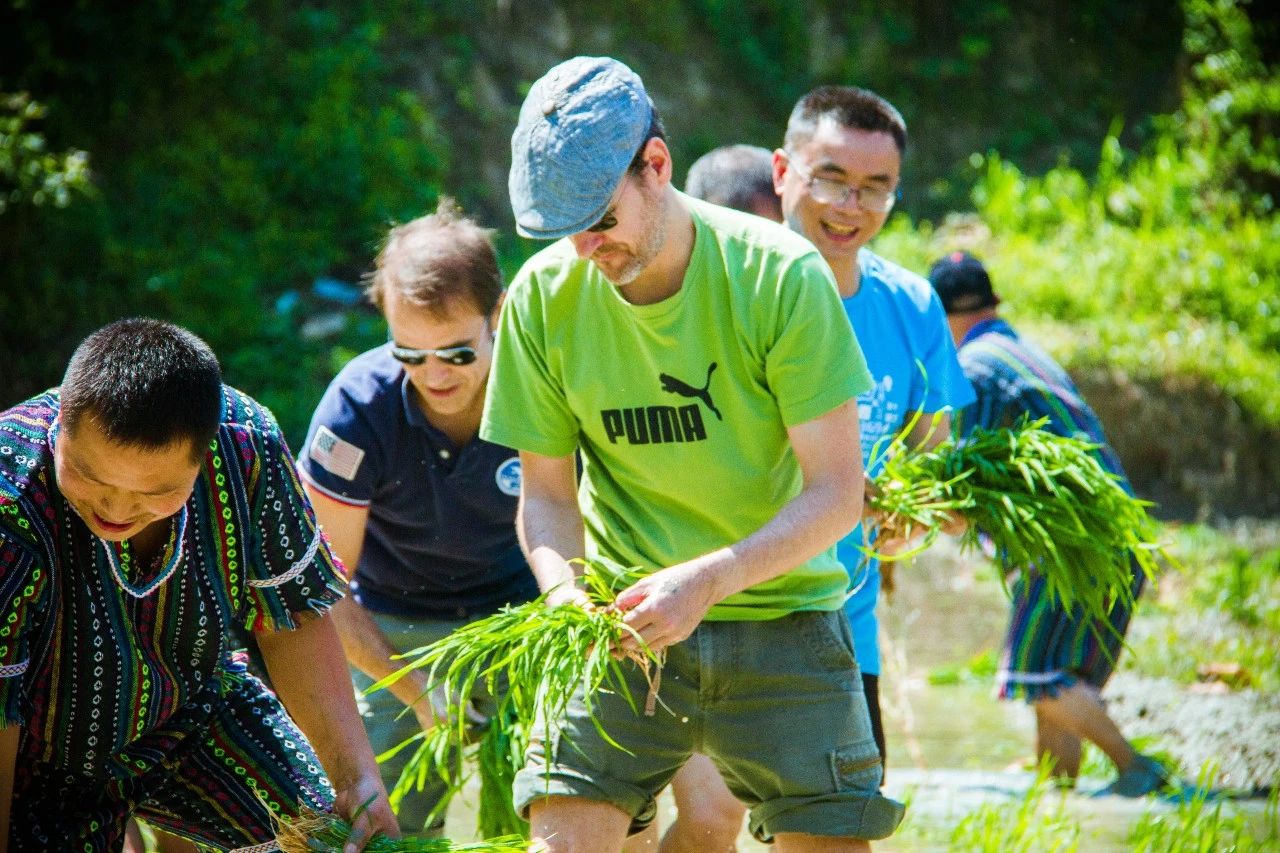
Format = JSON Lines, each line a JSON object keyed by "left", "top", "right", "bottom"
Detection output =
{"left": 495, "top": 457, "right": 522, "bottom": 496}
{"left": 601, "top": 363, "right": 720, "bottom": 445}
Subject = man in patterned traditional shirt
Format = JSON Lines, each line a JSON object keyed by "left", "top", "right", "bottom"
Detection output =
{"left": 0, "top": 319, "right": 396, "bottom": 851}
{"left": 931, "top": 251, "right": 1177, "bottom": 799}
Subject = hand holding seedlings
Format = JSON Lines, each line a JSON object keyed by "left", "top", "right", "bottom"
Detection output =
{"left": 862, "top": 417, "right": 1168, "bottom": 623}
{"left": 614, "top": 561, "right": 720, "bottom": 653}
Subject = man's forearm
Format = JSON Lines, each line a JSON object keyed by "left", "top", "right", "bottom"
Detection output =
{"left": 517, "top": 491, "right": 586, "bottom": 593}
{"left": 329, "top": 596, "right": 430, "bottom": 712}
{"left": 258, "top": 614, "right": 382, "bottom": 787}
{"left": 0, "top": 724, "right": 18, "bottom": 853}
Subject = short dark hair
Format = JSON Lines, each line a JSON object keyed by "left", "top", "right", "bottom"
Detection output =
{"left": 684, "top": 144, "right": 776, "bottom": 213}
{"left": 928, "top": 251, "right": 1000, "bottom": 314}
{"left": 366, "top": 197, "right": 503, "bottom": 318}
{"left": 784, "top": 86, "right": 907, "bottom": 154}
{"left": 626, "top": 106, "right": 668, "bottom": 175}
{"left": 60, "top": 318, "right": 223, "bottom": 456}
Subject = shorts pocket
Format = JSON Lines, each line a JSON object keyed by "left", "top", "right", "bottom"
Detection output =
{"left": 799, "top": 610, "right": 859, "bottom": 675}
{"left": 830, "top": 739, "right": 883, "bottom": 794}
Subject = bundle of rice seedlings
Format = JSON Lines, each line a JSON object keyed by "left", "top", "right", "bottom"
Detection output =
{"left": 275, "top": 808, "right": 525, "bottom": 853}
{"left": 367, "top": 560, "right": 658, "bottom": 838}
{"left": 375, "top": 703, "right": 527, "bottom": 838}
{"left": 865, "top": 415, "right": 1167, "bottom": 624}
{"left": 474, "top": 705, "right": 527, "bottom": 838}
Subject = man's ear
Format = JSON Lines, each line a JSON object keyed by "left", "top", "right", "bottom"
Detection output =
{"left": 771, "top": 148, "right": 788, "bottom": 196}
{"left": 489, "top": 292, "right": 505, "bottom": 337}
{"left": 641, "top": 137, "right": 674, "bottom": 185}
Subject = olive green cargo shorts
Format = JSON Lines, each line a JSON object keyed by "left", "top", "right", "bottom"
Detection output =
{"left": 513, "top": 609, "right": 906, "bottom": 842}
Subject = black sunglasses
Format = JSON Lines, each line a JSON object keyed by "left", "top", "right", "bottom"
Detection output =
{"left": 389, "top": 343, "right": 479, "bottom": 366}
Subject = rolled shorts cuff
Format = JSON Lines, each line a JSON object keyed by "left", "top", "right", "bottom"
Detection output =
{"left": 749, "top": 790, "right": 905, "bottom": 842}
{"left": 513, "top": 766, "right": 658, "bottom": 833}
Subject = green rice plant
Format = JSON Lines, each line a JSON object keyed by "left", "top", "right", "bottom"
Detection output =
{"left": 367, "top": 559, "right": 658, "bottom": 838}
{"left": 948, "top": 760, "right": 1081, "bottom": 852}
{"left": 1128, "top": 763, "right": 1280, "bottom": 852}
{"left": 374, "top": 700, "right": 528, "bottom": 838}
{"left": 274, "top": 808, "right": 526, "bottom": 853}
{"left": 474, "top": 705, "right": 528, "bottom": 839}
{"left": 866, "top": 415, "right": 1167, "bottom": 627}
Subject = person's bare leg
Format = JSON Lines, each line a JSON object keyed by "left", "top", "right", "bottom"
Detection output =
{"left": 122, "top": 819, "right": 146, "bottom": 853}
{"left": 1033, "top": 683, "right": 1137, "bottom": 773}
{"left": 774, "top": 833, "right": 871, "bottom": 852}
{"left": 529, "top": 795, "right": 633, "bottom": 853}
{"left": 623, "top": 820, "right": 660, "bottom": 851}
{"left": 1034, "top": 708, "right": 1083, "bottom": 779}
{"left": 660, "top": 753, "right": 744, "bottom": 853}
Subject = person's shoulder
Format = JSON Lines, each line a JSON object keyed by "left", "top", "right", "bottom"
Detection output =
{"left": 0, "top": 391, "right": 59, "bottom": 543}
{"left": 689, "top": 195, "right": 816, "bottom": 263}
{"left": 859, "top": 249, "right": 935, "bottom": 311}
{"left": 218, "top": 384, "right": 286, "bottom": 443}
{"left": 509, "top": 239, "right": 585, "bottom": 296}
{"left": 957, "top": 331, "right": 1013, "bottom": 376}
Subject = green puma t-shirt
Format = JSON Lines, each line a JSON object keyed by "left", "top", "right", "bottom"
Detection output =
{"left": 481, "top": 196, "right": 873, "bottom": 620}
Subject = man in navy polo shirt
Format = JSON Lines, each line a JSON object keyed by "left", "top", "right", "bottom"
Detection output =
{"left": 299, "top": 198, "right": 539, "bottom": 835}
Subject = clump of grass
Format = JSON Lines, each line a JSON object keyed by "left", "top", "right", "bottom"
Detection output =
{"left": 949, "top": 760, "right": 1081, "bottom": 852}
{"left": 275, "top": 809, "right": 525, "bottom": 852}
{"left": 867, "top": 415, "right": 1167, "bottom": 626}
{"left": 1128, "top": 764, "right": 1280, "bottom": 852}
{"left": 374, "top": 702, "right": 528, "bottom": 838}
{"left": 367, "top": 560, "right": 658, "bottom": 838}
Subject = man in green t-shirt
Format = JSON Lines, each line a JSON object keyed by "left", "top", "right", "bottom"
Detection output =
{"left": 482, "top": 56, "right": 905, "bottom": 852}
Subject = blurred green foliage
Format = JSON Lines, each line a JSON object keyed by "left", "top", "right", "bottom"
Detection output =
{"left": 0, "top": 91, "right": 90, "bottom": 213}
{"left": 1121, "top": 521, "right": 1280, "bottom": 693}
{"left": 0, "top": 0, "right": 1273, "bottom": 448}
{"left": 1, "top": 0, "right": 445, "bottom": 439}
{"left": 877, "top": 0, "right": 1280, "bottom": 429}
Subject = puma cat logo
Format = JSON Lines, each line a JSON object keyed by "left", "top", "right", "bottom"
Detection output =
{"left": 598, "top": 363, "right": 721, "bottom": 446}
{"left": 659, "top": 363, "right": 721, "bottom": 420}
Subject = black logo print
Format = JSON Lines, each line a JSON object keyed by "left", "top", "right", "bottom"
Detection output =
{"left": 659, "top": 363, "right": 721, "bottom": 421}
{"left": 598, "top": 363, "right": 722, "bottom": 446}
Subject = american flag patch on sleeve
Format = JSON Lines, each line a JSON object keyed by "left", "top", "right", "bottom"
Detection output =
{"left": 309, "top": 425, "right": 365, "bottom": 481}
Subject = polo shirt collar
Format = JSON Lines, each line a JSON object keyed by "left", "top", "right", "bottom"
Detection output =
{"left": 961, "top": 316, "right": 1014, "bottom": 348}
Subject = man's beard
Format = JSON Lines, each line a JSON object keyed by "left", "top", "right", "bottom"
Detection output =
{"left": 598, "top": 186, "right": 667, "bottom": 286}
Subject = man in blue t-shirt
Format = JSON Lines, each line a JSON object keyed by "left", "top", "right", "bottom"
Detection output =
{"left": 773, "top": 86, "right": 975, "bottom": 774}
{"left": 298, "top": 199, "right": 539, "bottom": 835}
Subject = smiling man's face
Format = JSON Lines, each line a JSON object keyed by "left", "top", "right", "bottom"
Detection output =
{"left": 54, "top": 418, "right": 202, "bottom": 542}
{"left": 775, "top": 120, "right": 901, "bottom": 268}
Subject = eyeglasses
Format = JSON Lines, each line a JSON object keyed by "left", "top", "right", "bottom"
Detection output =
{"left": 390, "top": 343, "right": 479, "bottom": 366}
{"left": 783, "top": 154, "right": 898, "bottom": 213}
{"left": 585, "top": 177, "right": 629, "bottom": 233}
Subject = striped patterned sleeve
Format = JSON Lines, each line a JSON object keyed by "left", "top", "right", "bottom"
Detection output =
{"left": 0, "top": 528, "right": 45, "bottom": 726}
{"left": 240, "top": 411, "right": 347, "bottom": 633}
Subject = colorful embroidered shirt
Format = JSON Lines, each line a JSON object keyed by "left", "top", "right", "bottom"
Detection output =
{"left": 0, "top": 387, "right": 346, "bottom": 779}
{"left": 955, "top": 317, "right": 1130, "bottom": 488}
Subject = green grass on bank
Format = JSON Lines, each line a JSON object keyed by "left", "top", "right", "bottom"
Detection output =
{"left": 874, "top": 0, "right": 1279, "bottom": 430}
{"left": 875, "top": 148, "right": 1279, "bottom": 429}
{"left": 1123, "top": 522, "right": 1280, "bottom": 693}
